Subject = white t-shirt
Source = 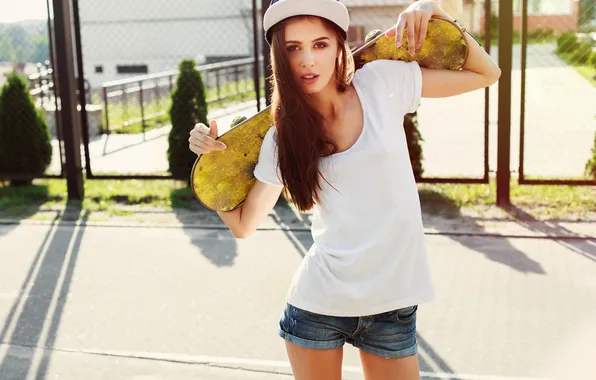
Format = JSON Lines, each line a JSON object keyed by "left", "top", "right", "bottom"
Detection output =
{"left": 253, "top": 59, "right": 435, "bottom": 317}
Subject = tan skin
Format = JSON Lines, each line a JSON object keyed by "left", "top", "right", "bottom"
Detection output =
{"left": 188, "top": 1, "right": 500, "bottom": 378}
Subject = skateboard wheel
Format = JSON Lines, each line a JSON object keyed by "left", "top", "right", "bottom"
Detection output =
{"left": 231, "top": 116, "right": 248, "bottom": 128}
{"left": 365, "top": 29, "right": 382, "bottom": 44}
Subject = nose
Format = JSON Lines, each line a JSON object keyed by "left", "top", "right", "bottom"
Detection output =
{"left": 300, "top": 49, "right": 315, "bottom": 68}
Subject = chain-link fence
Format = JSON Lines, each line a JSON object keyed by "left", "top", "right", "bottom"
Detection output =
{"left": 77, "top": 0, "right": 265, "bottom": 178}
{"left": 343, "top": 0, "right": 493, "bottom": 181}
{"left": 2, "top": 0, "right": 593, "bottom": 184}
{"left": 513, "top": 0, "right": 596, "bottom": 183}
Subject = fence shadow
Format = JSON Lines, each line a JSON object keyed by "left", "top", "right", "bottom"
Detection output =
{"left": 417, "top": 333, "right": 461, "bottom": 379}
{"left": 419, "top": 189, "right": 546, "bottom": 274}
{"left": 502, "top": 205, "right": 596, "bottom": 263}
{"left": 270, "top": 195, "right": 312, "bottom": 258}
{"left": 270, "top": 190, "right": 547, "bottom": 274}
{"left": 0, "top": 205, "right": 88, "bottom": 380}
{"left": 0, "top": 183, "right": 62, "bottom": 238}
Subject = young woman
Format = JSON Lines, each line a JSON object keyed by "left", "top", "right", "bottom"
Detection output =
{"left": 189, "top": 0, "right": 500, "bottom": 379}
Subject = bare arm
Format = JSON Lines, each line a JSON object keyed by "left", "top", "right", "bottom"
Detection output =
{"left": 188, "top": 120, "right": 283, "bottom": 239}
{"left": 420, "top": 5, "right": 501, "bottom": 97}
{"left": 388, "top": 0, "right": 501, "bottom": 98}
{"left": 216, "top": 180, "right": 283, "bottom": 239}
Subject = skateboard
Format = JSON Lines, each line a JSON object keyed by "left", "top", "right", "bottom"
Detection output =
{"left": 191, "top": 16, "right": 468, "bottom": 212}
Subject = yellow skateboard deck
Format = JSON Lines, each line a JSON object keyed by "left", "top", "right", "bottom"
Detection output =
{"left": 191, "top": 17, "right": 468, "bottom": 211}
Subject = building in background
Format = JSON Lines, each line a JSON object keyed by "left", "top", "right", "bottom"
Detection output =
{"left": 344, "top": 0, "right": 484, "bottom": 48}
{"left": 343, "top": 0, "right": 411, "bottom": 48}
{"left": 481, "top": 0, "right": 580, "bottom": 33}
{"left": 78, "top": 0, "right": 256, "bottom": 88}
{"left": 79, "top": 0, "right": 488, "bottom": 89}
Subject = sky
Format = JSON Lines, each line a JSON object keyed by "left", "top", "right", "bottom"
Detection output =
{"left": 0, "top": 0, "right": 48, "bottom": 24}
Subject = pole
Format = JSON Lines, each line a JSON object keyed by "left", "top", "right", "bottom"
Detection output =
{"left": 53, "top": 0, "right": 84, "bottom": 200}
{"left": 261, "top": 0, "right": 272, "bottom": 106}
{"left": 251, "top": 0, "right": 261, "bottom": 111}
{"left": 497, "top": 0, "right": 512, "bottom": 206}
{"left": 483, "top": 0, "right": 491, "bottom": 182}
{"left": 72, "top": 0, "right": 93, "bottom": 178}
{"left": 519, "top": 0, "right": 527, "bottom": 182}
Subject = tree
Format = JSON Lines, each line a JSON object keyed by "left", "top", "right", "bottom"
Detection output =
{"left": 404, "top": 111, "right": 424, "bottom": 179}
{"left": 579, "top": 0, "right": 596, "bottom": 27}
{"left": 167, "top": 59, "right": 208, "bottom": 181}
{"left": 585, "top": 132, "right": 596, "bottom": 179}
{"left": 0, "top": 23, "right": 50, "bottom": 63}
{"left": 0, "top": 71, "right": 52, "bottom": 185}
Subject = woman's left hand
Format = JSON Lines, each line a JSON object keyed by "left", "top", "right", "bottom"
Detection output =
{"left": 385, "top": 0, "right": 438, "bottom": 56}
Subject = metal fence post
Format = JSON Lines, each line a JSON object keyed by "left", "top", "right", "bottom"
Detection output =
{"left": 252, "top": 0, "right": 261, "bottom": 111}
{"left": 519, "top": 0, "right": 527, "bottom": 183}
{"left": 261, "top": 0, "right": 272, "bottom": 106}
{"left": 497, "top": 0, "right": 513, "bottom": 206}
{"left": 483, "top": 0, "right": 492, "bottom": 183}
{"left": 52, "top": 0, "right": 84, "bottom": 200}
{"left": 103, "top": 86, "right": 110, "bottom": 133}
{"left": 216, "top": 70, "right": 221, "bottom": 101}
{"left": 72, "top": 0, "right": 92, "bottom": 178}
{"left": 139, "top": 81, "right": 146, "bottom": 134}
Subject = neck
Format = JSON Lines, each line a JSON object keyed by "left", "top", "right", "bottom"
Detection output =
{"left": 311, "top": 81, "right": 343, "bottom": 122}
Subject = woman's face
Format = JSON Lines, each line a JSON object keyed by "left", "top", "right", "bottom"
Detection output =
{"left": 283, "top": 17, "right": 339, "bottom": 95}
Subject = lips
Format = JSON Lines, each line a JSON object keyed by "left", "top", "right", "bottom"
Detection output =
{"left": 300, "top": 73, "right": 319, "bottom": 84}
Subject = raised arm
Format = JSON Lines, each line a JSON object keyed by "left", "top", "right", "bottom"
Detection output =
{"left": 387, "top": 0, "right": 501, "bottom": 98}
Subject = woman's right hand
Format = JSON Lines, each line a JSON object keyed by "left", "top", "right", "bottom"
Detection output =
{"left": 188, "top": 120, "right": 226, "bottom": 156}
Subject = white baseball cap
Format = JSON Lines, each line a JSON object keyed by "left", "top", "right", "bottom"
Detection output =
{"left": 263, "top": 0, "right": 350, "bottom": 45}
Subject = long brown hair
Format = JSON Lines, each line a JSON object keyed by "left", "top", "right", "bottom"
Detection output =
{"left": 268, "top": 16, "right": 355, "bottom": 212}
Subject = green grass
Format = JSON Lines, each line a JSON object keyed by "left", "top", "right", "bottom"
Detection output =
{"left": 473, "top": 34, "right": 558, "bottom": 48}
{"left": 0, "top": 179, "right": 195, "bottom": 217}
{"left": 417, "top": 178, "right": 596, "bottom": 220}
{"left": 573, "top": 65, "right": 596, "bottom": 86}
{"left": 1, "top": 177, "right": 594, "bottom": 222}
{"left": 105, "top": 76, "right": 265, "bottom": 135}
{"left": 113, "top": 113, "right": 170, "bottom": 134}
{"left": 555, "top": 51, "right": 596, "bottom": 87}
{"left": 107, "top": 98, "right": 171, "bottom": 134}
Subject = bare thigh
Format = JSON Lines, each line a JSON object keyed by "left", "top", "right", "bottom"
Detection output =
{"left": 285, "top": 340, "right": 344, "bottom": 380}
{"left": 359, "top": 350, "right": 420, "bottom": 380}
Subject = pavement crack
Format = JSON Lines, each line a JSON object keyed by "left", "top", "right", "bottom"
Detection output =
{"left": 0, "top": 342, "right": 294, "bottom": 376}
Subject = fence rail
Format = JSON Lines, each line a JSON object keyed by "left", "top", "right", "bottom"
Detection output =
{"left": 101, "top": 56, "right": 264, "bottom": 135}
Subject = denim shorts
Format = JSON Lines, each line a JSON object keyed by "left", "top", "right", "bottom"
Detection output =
{"left": 278, "top": 303, "right": 418, "bottom": 359}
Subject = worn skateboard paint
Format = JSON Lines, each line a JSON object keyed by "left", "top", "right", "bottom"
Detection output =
{"left": 353, "top": 17, "right": 468, "bottom": 71}
{"left": 191, "top": 17, "right": 467, "bottom": 211}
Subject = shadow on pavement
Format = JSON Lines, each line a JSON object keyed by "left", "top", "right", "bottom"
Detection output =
{"left": 272, "top": 189, "right": 549, "bottom": 274}
{"left": 419, "top": 189, "right": 546, "bottom": 275}
{"left": 271, "top": 195, "right": 312, "bottom": 258}
{"left": 0, "top": 204, "right": 88, "bottom": 380}
{"left": 503, "top": 205, "right": 596, "bottom": 263}
{"left": 0, "top": 183, "right": 59, "bottom": 238}
{"left": 417, "top": 333, "right": 460, "bottom": 379}
{"left": 171, "top": 189, "right": 239, "bottom": 267}
{"left": 94, "top": 126, "right": 170, "bottom": 157}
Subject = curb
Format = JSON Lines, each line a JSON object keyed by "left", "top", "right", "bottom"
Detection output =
{"left": 1, "top": 218, "right": 593, "bottom": 240}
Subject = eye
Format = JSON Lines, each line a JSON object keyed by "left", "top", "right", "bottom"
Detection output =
{"left": 286, "top": 45, "right": 299, "bottom": 52}
{"left": 315, "top": 42, "right": 328, "bottom": 49}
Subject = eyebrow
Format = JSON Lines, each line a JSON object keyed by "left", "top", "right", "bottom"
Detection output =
{"left": 285, "top": 36, "right": 330, "bottom": 44}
